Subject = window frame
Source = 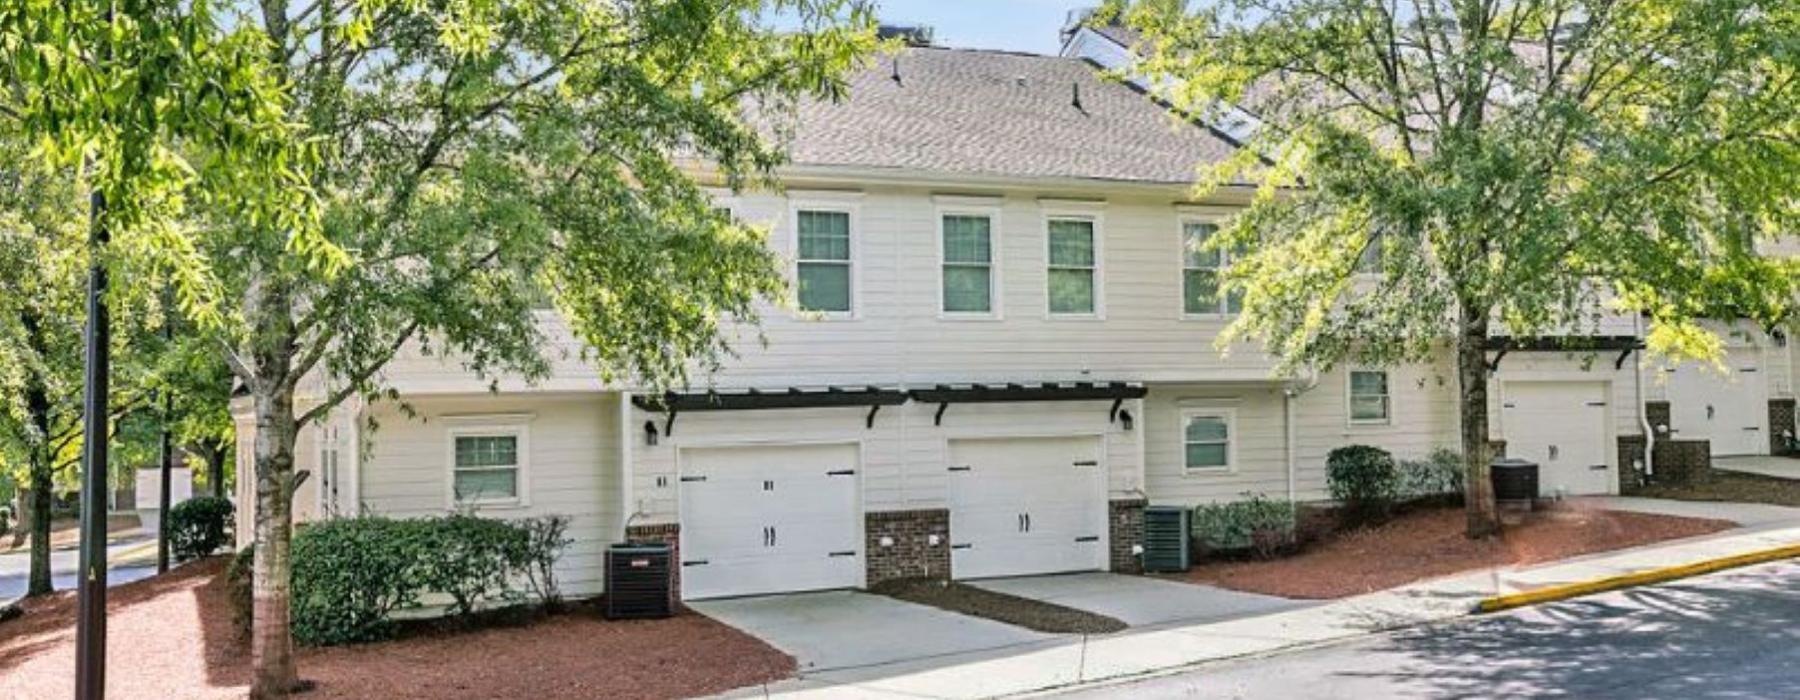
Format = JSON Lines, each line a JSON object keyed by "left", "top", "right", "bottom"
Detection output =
{"left": 1347, "top": 369, "right": 1394, "bottom": 427}
{"left": 1041, "top": 203, "right": 1106, "bottom": 320}
{"left": 1177, "top": 212, "right": 1239, "bottom": 319}
{"left": 789, "top": 195, "right": 863, "bottom": 320}
{"left": 443, "top": 414, "right": 533, "bottom": 509}
{"left": 934, "top": 197, "right": 1003, "bottom": 320}
{"left": 1179, "top": 407, "right": 1236, "bottom": 474}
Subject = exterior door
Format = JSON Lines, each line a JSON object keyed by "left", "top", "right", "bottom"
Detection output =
{"left": 1502, "top": 381, "right": 1614, "bottom": 496}
{"left": 1667, "top": 353, "right": 1768, "bottom": 457}
{"left": 678, "top": 443, "right": 861, "bottom": 600}
{"left": 947, "top": 436, "right": 1106, "bottom": 580}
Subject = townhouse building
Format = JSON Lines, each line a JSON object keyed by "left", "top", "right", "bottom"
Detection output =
{"left": 233, "top": 26, "right": 1792, "bottom": 603}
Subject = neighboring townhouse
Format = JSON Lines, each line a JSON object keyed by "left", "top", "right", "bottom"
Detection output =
{"left": 231, "top": 25, "right": 1779, "bottom": 604}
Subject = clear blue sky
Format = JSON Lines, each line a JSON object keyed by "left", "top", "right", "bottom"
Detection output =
{"left": 862, "top": 0, "right": 1089, "bottom": 55}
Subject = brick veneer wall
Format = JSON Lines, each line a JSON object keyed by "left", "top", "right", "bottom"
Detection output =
{"left": 1109, "top": 498, "right": 1147, "bottom": 575}
{"left": 1617, "top": 436, "right": 1711, "bottom": 491}
{"left": 623, "top": 523, "right": 681, "bottom": 607}
{"left": 1771, "top": 399, "right": 1796, "bottom": 454}
{"left": 865, "top": 509, "right": 950, "bottom": 585}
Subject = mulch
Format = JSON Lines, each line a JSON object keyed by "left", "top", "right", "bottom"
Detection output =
{"left": 1174, "top": 504, "right": 1738, "bottom": 599}
{"left": 0, "top": 557, "right": 795, "bottom": 699}
{"left": 870, "top": 578, "right": 1128, "bottom": 634}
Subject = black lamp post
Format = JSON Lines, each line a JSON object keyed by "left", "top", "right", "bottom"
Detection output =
{"left": 75, "top": 188, "right": 112, "bottom": 700}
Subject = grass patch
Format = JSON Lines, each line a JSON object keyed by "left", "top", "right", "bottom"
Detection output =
{"left": 870, "top": 578, "right": 1128, "bottom": 634}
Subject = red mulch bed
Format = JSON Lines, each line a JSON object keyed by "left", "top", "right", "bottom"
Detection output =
{"left": 0, "top": 558, "right": 794, "bottom": 699}
{"left": 1174, "top": 504, "right": 1738, "bottom": 599}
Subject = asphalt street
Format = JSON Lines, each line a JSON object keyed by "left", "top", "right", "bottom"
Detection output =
{"left": 0, "top": 535, "right": 158, "bottom": 603}
{"left": 1056, "top": 559, "right": 1800, "bottom": 699}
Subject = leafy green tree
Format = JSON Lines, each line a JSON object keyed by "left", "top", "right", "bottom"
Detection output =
{"left": 1115, "top": 0, "right": 1798, "bottom": 535}
{"left": 171, "top": 1, "right": 874, "bottom": 695}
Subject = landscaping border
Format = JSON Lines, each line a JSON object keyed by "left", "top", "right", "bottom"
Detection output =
{"left": 1473, "top": 543, "right": 1800, "bottom": 614}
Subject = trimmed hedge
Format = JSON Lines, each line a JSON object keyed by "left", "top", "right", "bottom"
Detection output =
{"left": 1192, "top": 493, "right": 1298, "bottom": 559}
{"left": 1327, "top": 445, "right": 1399, "bottom": 525}
{"left": 279, "top": 514, "right": 572, "bottom": 646}
{"left": 168, "top": 496, "right": 235, "bottom": 561}
{"left": 1398, "top": 448, "right": 1465, "bottom": 502}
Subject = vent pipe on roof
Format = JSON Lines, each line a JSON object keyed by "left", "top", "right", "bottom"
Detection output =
{"left": 891, "top": 57, "right": 902, "bottom": 85}
{"left": 1071, "top": 82, "right": 1085, "bottom": 112}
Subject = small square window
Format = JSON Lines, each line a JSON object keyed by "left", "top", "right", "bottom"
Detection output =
{"left": 1183, "top": 412, "right": 1232, "bottom": 471}
{"left": 1349, "top": 370, "right": 1392, "bottom": 424}
{"left": 453, "top": 434, "right": 521, "bottom": 503}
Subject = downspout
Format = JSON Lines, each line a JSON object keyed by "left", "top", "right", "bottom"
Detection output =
{"left": 1635, "top": 314, "right": 1655, "bottom": 478}
{"left": 1283, "top": 365, "right": 1322, "bottom": 503}
{"left": 618, "top": 391, "right": 635, "bottom": 537}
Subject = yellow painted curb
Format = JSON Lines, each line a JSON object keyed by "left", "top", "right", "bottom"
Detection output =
{"left": 1474, "top": 543, "right": 1800, "bottom": 614}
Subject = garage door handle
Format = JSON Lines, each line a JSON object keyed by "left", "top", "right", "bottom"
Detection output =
{"left": 828, "top": 551, "right": 857, "bottom": 558}
{"left": 1074, "top": 536, "right": 1100, "bottom": 543}
{"left": 827, "top": 469, "right": 857, "bottom": 476}
{"left": 1073, "top": 460, "right": 1098, "bottom": 467}
{"left": 683, "top": 560, "right": 709, "bottom": 567}
{"left": 951, "top": 543, "right": 973, "bottom": 550}
{"left": 1745, "top": 427, "right": 1762, "bottom": 431}
{"left": 947, "top": 465, "right": 972, "bottom": 472}
{"left": 680, "top": 476, "right": 707, "bottom": 482}
{"left": 1586, "top": 401, "right": 1607, "bottom": 407}
{"left": 1589, "top": 464, "right": 1609, "bottom": 471}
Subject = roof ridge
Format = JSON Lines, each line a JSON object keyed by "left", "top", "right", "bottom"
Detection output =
{"left": 902, "top": 44, "right": 1067, "bottom": 60}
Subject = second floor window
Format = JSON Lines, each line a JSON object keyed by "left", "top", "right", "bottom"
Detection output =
{"left": 1183, "top": 221, "right": 1242, "bottom": 315}
{"left": 942, "top": 214, "right": 995, "bottom": 314}
{"left": 797, "top": 210, "right": 853, "bottom": 313}
{"left": 1047, "top": 218, "right": 1097, "bottom": 315}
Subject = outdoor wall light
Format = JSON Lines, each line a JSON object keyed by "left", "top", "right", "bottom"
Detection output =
{"left": 1118, "top": 409, "right": 1135, "bottom": 432}
{"left": 643, "top": 421, "right": 659, "bottom": 446}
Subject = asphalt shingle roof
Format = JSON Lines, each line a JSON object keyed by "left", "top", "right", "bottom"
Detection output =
{"left": 781, "top": 46, "right": 1244, "bottom": 184}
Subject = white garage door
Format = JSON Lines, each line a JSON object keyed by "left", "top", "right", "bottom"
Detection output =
{"left": 1502, "top": 381, "right": 1614, "bottom": 496}
{"left": 679, "top": 443, "right": 862, "bottom": 600}
{"left": 1667, "top": 353, "right": 1767, "bottom": 457}
{"left": 948, "top": 436, "right": 1106, "bottom": 580}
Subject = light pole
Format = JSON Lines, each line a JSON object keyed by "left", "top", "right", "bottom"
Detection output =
{"left": 74, "top": 187, "right": 112, "bottom": 700}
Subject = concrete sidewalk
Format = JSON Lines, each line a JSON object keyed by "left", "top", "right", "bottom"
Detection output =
{"left": 723, "top": 502, "right": 1800, "bottom": 699}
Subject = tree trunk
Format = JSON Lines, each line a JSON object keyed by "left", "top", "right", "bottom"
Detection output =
{"left": 209, "top": 444, "right": 229, "bottom": 498}
{"left": 1458, "top": 305, "right": 1501, "bottom": 538}
{"left": 248, "top": 272, "right": 303, "bottom": 698}
{"left": 25, "top": 384, "right": 54, "bottom": 597}
{"left": 249, "top": 385, "right": 301, "bottom": 698}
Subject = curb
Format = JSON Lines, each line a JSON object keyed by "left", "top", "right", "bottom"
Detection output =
{"left": 1473, "top": 543, "right": 1800, "bottom": 614}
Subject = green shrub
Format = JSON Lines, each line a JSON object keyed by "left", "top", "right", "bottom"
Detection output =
{"left": 1327, "top": 445, "right": 1399, "bottom": 525}
{"left": 1398, "top": 448, "right": 1465, "bottom": 502}
{"left": 1192, "top": 493, "right": 1298, "bottom": 559}
{"left": 168, "top": 496, "right": 235, "bottom": 561}
{"left": 292, "top": 517, "right": 432, "bottom": 646}
{"left": 288, "top": 513, "right": 568, "bottom": 646}
{"left": 518, "top": 515, "right": 574, "bottom": 610}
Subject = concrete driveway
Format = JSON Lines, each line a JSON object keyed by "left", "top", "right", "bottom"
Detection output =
{"left": 969, "top": 572, "right": 1310, "bottom": 628}
{"left": 1715, "top": 455, "right": 1800, "bottom": 480}
{"left": 689, "top": 590, "right": 1058, "bottom": 674}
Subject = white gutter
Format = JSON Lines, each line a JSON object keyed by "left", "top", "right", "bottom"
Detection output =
{"left": 1283, "top": 365, "right": 1322, "bottom": 503}
{"left": 1634, "top": 315, "right": 1655, "bottom": 477}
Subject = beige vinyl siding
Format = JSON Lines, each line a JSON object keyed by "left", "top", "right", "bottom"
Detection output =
{"left": 358, "top": 394, "right": 622, "bottom": 596}
{"left": 1142, "top": 384, "right": 1290, "bottom": 506}
{"left": 1294, "top": 358, "right": 1462, "bottom": 498}
{"left": 629, "top": 398, "right": 1141, "bottom": 524}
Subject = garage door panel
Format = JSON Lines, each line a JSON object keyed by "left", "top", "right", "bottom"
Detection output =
{"left": 1502, "top": 382, "right": 1613, "bottom": 496}
{"left": 679, "top": 443, "right": 861, "bottom": 600}
{"left": 948, "top": 436, "right": 1106, "bottom": 581}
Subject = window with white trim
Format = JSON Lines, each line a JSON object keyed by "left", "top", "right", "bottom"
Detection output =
{"left": 941, "top": 214, "right": 994, "bottom": 314}
{"left": 796, "top": 210, "right": 853, "bottom": 313}
{"left": 1047, "top": 217, "right": 1097, "bottom": 315}
{"left": 1349, "top": 370, "right": 1392, "bottom": 424}
{"left": 452, "top": 433, "right": 521, "bottom": 503}
{"left": 1355, "top": 232, "right": 1384, "bottom": 274}
{"left": 1182, "top": 410, "right": 1233, "bottom": 471}
{"left": 1182, "top": 221, "right": 1242, "bottom": 315}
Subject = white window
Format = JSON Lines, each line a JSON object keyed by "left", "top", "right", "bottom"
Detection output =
{"left": 450, "top": 430, "right": 525, "bottom": 505}
{"left": 318, "top": 425, "right": 342, "bottom": 517}
{"left": 1181, "top": 409, "right": 1234, "bottom": 471}
{"left": 1355, "top": 232, "right": 1384, "bottom": 274}
{"left": 1349, "top": 370, "right": 1392, "bottom": 424}
{"left": 796, "top": 209, "right": 853, "bottom": 313}
{"left": 1182, "top": 220, "right": 1242, "bottom": 315}
{"left": 1047, "top": 217, "right": 1099, "bottom": 315}
{"left": 941, "top": 213, "right": 996, "bottom": 315}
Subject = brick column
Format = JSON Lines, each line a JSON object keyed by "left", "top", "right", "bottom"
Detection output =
{"left": 1108, "top": 498, "right": 1148, "bottom": 575}
{"left": 864, "top": 509, "right": 950, "bottom": 585}
{"left": 1770, "top": 399, "right": 1795, "bottom": 454}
